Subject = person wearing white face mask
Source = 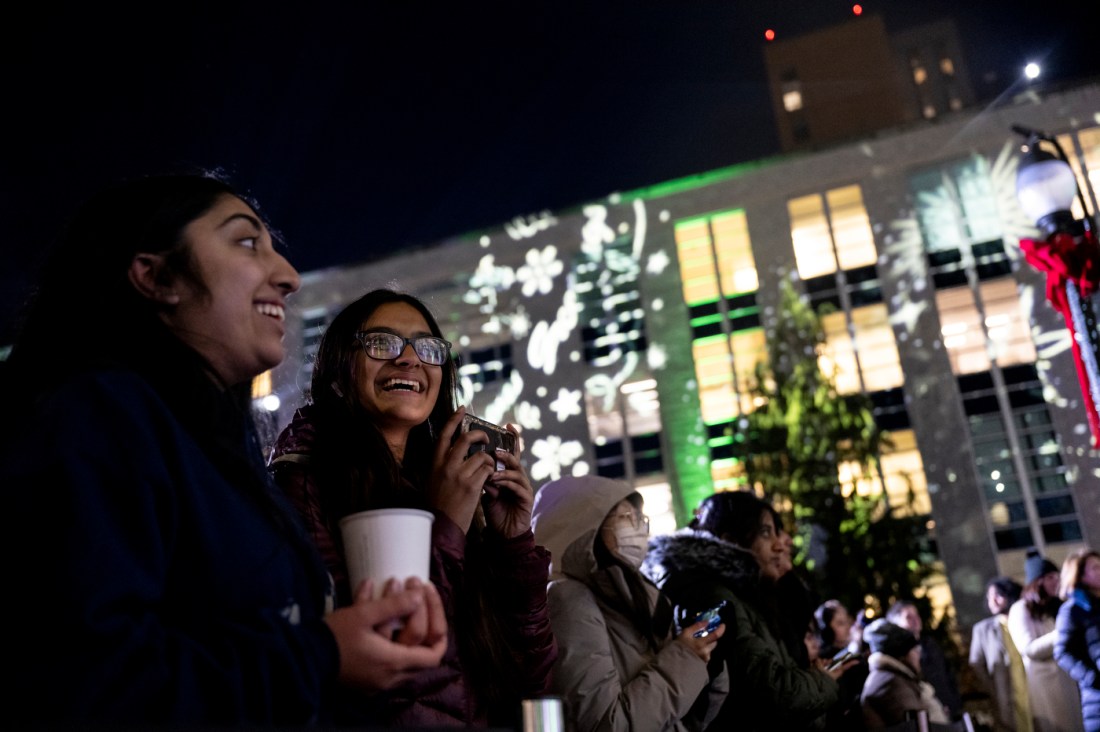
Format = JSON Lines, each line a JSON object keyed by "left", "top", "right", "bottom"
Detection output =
{"left": 531, "top": 476, "right": 729, "bottom": 732}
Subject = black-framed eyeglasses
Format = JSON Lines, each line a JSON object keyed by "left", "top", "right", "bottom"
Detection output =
{"left": 354, "top": 331, "right": 452, "bottom": 366}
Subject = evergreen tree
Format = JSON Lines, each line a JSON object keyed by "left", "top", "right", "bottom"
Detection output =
{"left": 734, "top": 277, "right": 937, "bottom": 615}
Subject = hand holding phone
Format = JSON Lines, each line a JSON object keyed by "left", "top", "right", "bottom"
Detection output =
{"left": 452, "top": 413, "right": 516, "bottom": 470}
{"left": 691, "top": 600, "right": 727, "bottom": 638}
{"left": 826, "top": 648, "right": 858, "bottom": 671}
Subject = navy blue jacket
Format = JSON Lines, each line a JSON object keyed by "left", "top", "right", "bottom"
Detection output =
{"left": 1055, "top": 588, "right": 1100, "bottom": 731}
{"left": 1, "top": 369, "right": 339, "bottom": 726}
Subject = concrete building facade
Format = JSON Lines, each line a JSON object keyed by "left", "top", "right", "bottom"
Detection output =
{"left": 262, "top": 84, "right": 1100, "bottom": 629}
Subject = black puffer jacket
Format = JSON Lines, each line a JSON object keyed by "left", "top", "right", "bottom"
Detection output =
{"left": 643, "top": 530, "right": 838, "bottom": 732}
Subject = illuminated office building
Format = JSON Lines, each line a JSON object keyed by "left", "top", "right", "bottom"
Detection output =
{"left": 262, "top": 83, "right": 1100, "bottom": 627}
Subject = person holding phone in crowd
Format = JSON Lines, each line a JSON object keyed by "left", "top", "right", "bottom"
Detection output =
{"left": 531, "top": 475, "right": 728, "bottom": 732}
{"left": 1009, "top": 552, "right": 1083, "bottom": 732}
{"left": 644, "top": 491, "right": 849, "bottom": 731}
{"left": 270, "top": 288, "right": 556, "bottom": 727}
{"left": 0, "top": 174, "right": 447, "bottom": 727}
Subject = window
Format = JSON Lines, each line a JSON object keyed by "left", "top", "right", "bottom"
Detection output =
{"left": 783, "top": 89, "right": 803, "bottom": 113}
{"left": 676, "top": 210, "right": 764, "bottom": 424}
{"left": 575, "top": 233, "right": 647, "bottom": 367}
{"left": 789, "top": 186, "right": 876, "bottom": 280}
{"left": 959, "top": 365, "right": 1079, "bottom": 550}
{"left": 457, "top": 342, "right": 514, "bottom": 389}
{"left": 935, "top": 279, "right": 1035, "bottom": 376}
{"left": 838, "top": 430, "right": 931, "bottom": 517}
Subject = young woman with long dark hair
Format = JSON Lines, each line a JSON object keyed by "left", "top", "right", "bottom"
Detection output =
{"left": 0, "top": 174, "right": 446, "bottom": 727}
{"left": 271, "top": 287, "right": 556, "bottom": 727}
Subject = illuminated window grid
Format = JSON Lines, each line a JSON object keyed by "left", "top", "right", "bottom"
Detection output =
{"left": 675, "top": 210, "right": 758, "bottom": 304}
{"left": 676, "top": 219, "right": 721, "bottom": 305}
{"left": 710, "top": 459, "right": 747, "bottom": 492}
{"left": 882, "top": 430, "right": 932, "bottom": 516}
{"left": 936, "top": 282, "right": 1036, "bottom": 375}
{"left": 980, "top": 279, "right": 1037, "bottom": 367}
{"left": 826, "top": 186, "right": 877, "bottom": 271}
{"left": 936, "top": 287, "right": 990, "bottom": 375}
{"left": 789, "top": 194, "right": 836, "bottom": 279}
{"left": 838, "top": 430, "right": 931, "bottom": 517}
{"left": 789, "top": 186, "right": 876, "bottom": 280}
{"left": 711, "top": 210, "right": 759, "bottom": 295}
{"left": 851, "top": 304, "right": 904, "bottom": 392}
{"left": 693, "top": 326, "right": 768, "bottom": 425}
{"left": 820, "top": 311, "right": 861, "bottom": 395}
{"left": 693, "top": 336, "right": 737, "bottom": 425}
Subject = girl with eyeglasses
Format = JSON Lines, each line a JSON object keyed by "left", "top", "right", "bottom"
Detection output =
{"left": 271, "top": 288, "right": 556, "bottom": 727}
{"left": 531, "top": 475, "right": 728, "bottom": 732}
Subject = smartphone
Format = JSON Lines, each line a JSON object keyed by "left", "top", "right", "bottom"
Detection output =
{"left": 455, "top": 413, "right": 516, "bottom": 469}
{"left": 691, "top": 600, "right": 727, "bottom": 638}
{"left": 826, "top": 648, "right": 858, "bottom": 671}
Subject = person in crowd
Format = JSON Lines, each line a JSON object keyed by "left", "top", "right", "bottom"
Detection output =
{"left": 270, "top": 287, "right": 556, "bottom": 727}
{"left": 970, "top": 576, "right": 1030, "bottom": 731}
{"left": 1054, "top": 548, "right": 1100, "bottom": 732}
{"left": 1009, "top": 552, "right": 1084, "bottom": 732}
{"left": 817, "top": 599, "right": 858, "bottom": 659}
{"left": 817, "top": 599, "right": 871, "bottom": 731}
{"left": 0, "top": 174, "right": 448, "bottom": 727}
{"left": 776, "top": 527, "right": 821, "bottom": 670}
{"left": 861, "top": 618, "right": 950, "bottom": 728}
{"left": 531, "top": 475, "right": 728, "bottom": 731}
{"left": 886, "top": 599, "right": 963, "bottom": 719}
{"left": 643, "top": 490, "right": 849, "bottom": 732}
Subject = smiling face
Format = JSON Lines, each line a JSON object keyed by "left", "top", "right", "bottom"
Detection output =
{"left": 354, "top": 301, "right": 443, "bottom": 448}
{"left": 159, "top": 194, "right": 300, "bottom": 386}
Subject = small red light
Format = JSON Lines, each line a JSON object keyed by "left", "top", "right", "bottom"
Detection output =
{"left": 765, "top": 28, "right": 775, "bottom": 41}
{"left": 852, "top": 4, "right": 863, "bottom": 15}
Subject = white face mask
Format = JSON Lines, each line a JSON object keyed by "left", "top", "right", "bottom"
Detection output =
{"left": 612, "top": 527, "right": 650, "bottom": 568}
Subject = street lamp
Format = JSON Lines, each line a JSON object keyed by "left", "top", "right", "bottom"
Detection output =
{"left": 1012, "top": 124, "right": 1100, "bottom": 445}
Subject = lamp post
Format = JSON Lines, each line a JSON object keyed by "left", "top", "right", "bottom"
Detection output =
{"left": 1012, "top": 124, "right": 1100, "bottom": 445}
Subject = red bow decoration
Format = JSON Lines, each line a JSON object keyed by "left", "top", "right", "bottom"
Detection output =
{"left": 1019, "top": 229, "right": 1100, "bottom": 445}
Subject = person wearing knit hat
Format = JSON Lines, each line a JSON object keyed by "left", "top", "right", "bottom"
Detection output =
{"left": 1025, "top": 550, "right": 1060, "bottom": 587}
{"left": 860, "top": 619, "right": 949, "bottom": 728}
{"left": 1009, "top": 552, "right": 1085, "bottom": 732}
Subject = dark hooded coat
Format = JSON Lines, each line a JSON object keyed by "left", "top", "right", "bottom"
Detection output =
{"left": 643, "top": 529, "right": 838, "bottom": 732}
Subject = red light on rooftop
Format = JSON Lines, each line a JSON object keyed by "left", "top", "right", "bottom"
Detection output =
{"left": 852, "top": 4, "right": 863, "bottom": 15}
{"left": 764, "top": 28, "right": 775, "bottom": 41}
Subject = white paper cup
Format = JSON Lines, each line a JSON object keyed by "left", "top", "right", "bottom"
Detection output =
{"left": 339, "top": 508, "right": 434, "bottom": 599}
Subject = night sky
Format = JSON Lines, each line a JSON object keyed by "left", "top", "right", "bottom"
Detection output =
{"left": 2, "top": 1, "right": 1096, "bottom": 344}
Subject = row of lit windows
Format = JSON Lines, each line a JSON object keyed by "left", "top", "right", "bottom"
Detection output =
{"left": 671, "top": 128, "right": 1098, "bottom": 533}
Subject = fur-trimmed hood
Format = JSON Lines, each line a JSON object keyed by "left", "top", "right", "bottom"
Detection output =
{"left": 642, "top": 528, "right": 759, "bottom": 594}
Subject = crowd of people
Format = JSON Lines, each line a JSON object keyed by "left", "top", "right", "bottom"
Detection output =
{"left": 3, "top": 172, "right": 1099, "bottom": 731}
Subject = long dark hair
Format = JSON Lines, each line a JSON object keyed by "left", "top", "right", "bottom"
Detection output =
{"left": 7, "top": 174, "right": 238, "bottom": 395}
{"left": 306, "top": 287, "right": 523, "bottom": 719}
{"left": 308, "top": 288, "right": 459, "bottom": 517}
{"left": 4, "top": 173, "right": 324, "bottom": 587}
{"left": 815, "top": 599, "right": 846, "bottom": 647}
{"left": 694, "top": 490, "right": 781, "bottom": 548}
